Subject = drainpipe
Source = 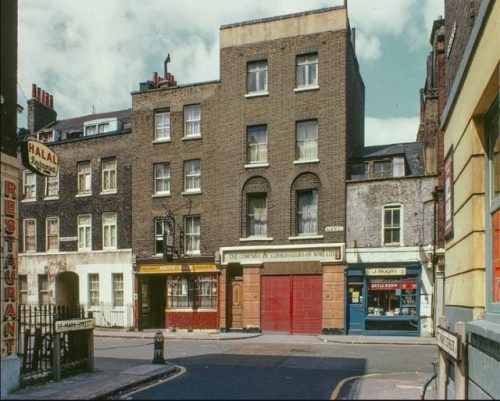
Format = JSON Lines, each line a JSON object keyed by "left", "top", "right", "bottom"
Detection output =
{"left": 431, "top": 186, "right": 443, "bottom": 335}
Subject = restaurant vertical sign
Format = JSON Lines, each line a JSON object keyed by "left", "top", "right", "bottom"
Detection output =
{"left": 1, "top": 176, "right": 18, "bottom": 357}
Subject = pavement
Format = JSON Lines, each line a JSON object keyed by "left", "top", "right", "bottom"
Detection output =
{"left": 4, "top": 329, "right": 437, "bottom": 400}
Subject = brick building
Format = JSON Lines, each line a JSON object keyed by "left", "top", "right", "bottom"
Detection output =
{"left": 346, "top": 143, "right": 437, "bottom": 336}
{"left": 18, "top": 88, "right": 134, "bottom": 328}
{"left": 131, "top": 5, "right": 364, "bottom": 334}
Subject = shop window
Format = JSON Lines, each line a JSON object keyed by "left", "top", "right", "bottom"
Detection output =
{"left": 383, "top": 205, "right": 401, "bottom": 246}
{"left": 366, "top": 277, "right": 417, "bottom": 317}
{"left": 166, "top": 274, "right": 217, "bottom": 309}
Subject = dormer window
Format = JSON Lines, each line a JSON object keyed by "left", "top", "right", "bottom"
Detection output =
{"left": 84, "top": 118, "right": 120, "bottom": 136}
{"left": 373, "top": 161, "right": 392, "bottom": 178}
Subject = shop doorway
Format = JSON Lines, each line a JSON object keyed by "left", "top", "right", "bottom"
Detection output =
{"left": 347, "top": 278, "right": 364, "bottom": 333}
{"left": 140, "top": 277, "right": 165, "bottom": 329}
{"left": 229, "top": 277, "right": 243, "bottom": 330}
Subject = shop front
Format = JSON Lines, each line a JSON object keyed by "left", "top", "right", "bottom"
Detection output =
{"left": 346, "top": 264, "right": 421, "bottom": 336}
{"left": 134, "top": 258, "right": 219, "bottom": 330}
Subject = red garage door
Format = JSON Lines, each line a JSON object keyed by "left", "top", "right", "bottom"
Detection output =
{"left": 261, "top": 275, "right": 322, "bottom": 334}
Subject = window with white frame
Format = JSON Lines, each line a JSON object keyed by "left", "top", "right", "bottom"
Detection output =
{"left": 45, "top": 173, "right": 59, "bottom": 198}
{"left": 383, "top": 205, "right": 401, "bottom": 246}
{"left": 296, "top": 53, "right": 318, "bottom": 88}
{"left": 184, "top": 160, "right": 201, "bottom": 192}
{"left": 38, "top": 274, "right": 49, "bottom": 304}
{"left": 101, "top": 159, "right": 117, "bottom": 193}
{"left": 184, "top": 104, "right": 201, "bottom": 137}
{"left": 155, "top": 110, "right": 171, "bottom": 141}
{"left": 23, "top": 171, "right": 36, "bottom": 200}
{"left": 155, "top": 217, "right": 165, "bottom": 255}
{"left": 19, "top": 275, "right": 28, "bottom": 304}
{"left": 85, "top": 122, "right": 110, "bottom": 136}
{"left": 102, "top": 212, "right": 117, "bottom": 249}
{"left": 373, "top": 161, "right": 392, "bottom": 178}
{"left": 296, "top": 120, "right": 318, "bottom": 161}
{"left": 24, "top": 219, "right": 36, "bottom": 252}
{"left": 78, "top": 214, "right": 92, "bottom": 250}
{"left": 46, "top": 217, "right": 59, "bottom": 252}
{"left": 88, "top": 274, "right": 99, "bottom": 306}
{"left": 185, "top": 216, "right": 200, "bottom": 255}
{"left": 246, "top": 125, "right": 267, "bottom": 164}
{"left": 247, "top": 60, "right": 268, "bottom": 94}
{"left": 154, "top": 163, "right": 171, "bottom": 195}
{"left": 296, "top": 190, "right": 318, "bottom": 235}
{"left": 77, "top": 162, "right": 92, "bottom": 195}
{"left": 393, "top": 157, "right": 405, "bottom": 177}
{"left": 247, "top": 193, "right": 267, "bottom": 237}
{"left": 112, "top": 273, "right": 124, "bottom": 307}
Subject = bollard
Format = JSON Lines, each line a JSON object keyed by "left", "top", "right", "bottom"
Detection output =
{"left": 152, "top": 330, "right": 165, "bottom": 364}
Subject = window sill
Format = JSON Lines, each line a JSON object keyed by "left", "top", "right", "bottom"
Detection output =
{"left": 152, "top": 139, "right": 171, "bottom": 144}
{"left": 21, "top": 198, "right": 36, "bottom": 203}
{"left": 294, "top": 159, "right": 319, "bottom": 165}
{"left": 288, "top": 235, "right": 324, "bottom": 240}
{"left": 152, "top": 192, "right": 171, "bottom": 198}
{"left": 100, "top": 190, "right": 117, "bottom": 196}
{"left": 182, "top": 134, "right": 202, "bottom": 141}
{"left": 103, "top": 247, "right": 118, "bottom": 251}
{"left": 294, "top": 85, "right": 319, "bottom": 93}
{"left": 185, "top": 251, "right": 201, "bottom": 256}
{"left": 44, "top": 196, "right": 60, "bottom": 201}
{"left": 75, "top": 193, "right": 92, "bottom": 198}
{"left": 245, "top": 91, "right": 269, "bottom": 98}
{"left": 240, "top": 237, "right": 273, "bottom": 242}
{"left": 182, "top": 190, "right": 202, "bottom": 196}
{"left": 383, "top": 243, "right": 403, "bottom": 247}
{"left": 244, "top": 162, "right": 269, "bottom": 169}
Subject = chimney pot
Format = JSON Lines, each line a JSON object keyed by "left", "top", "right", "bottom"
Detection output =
{"left": 152, "top": 71, "right": 158, "bottom": 87}
{"left": 36, "top": 87, "right": 41, "bottom": 102}
{"left": 49, "top": 94, "right": 54, "bottom": 109}
{"left": 32, "top": 84, "right": 37, "bottom": 99}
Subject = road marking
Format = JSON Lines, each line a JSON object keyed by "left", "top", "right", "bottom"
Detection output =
{"left": 118, "top": 365, "right": 186, "bottom": 399}
{"left": 330, "top": 373, "right": 382, "bottom": 400}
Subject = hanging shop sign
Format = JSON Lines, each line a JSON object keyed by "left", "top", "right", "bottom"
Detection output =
{"left": 138, "top": 263, "right": 217, "bottom": 274}
{"left": 436, "top": 326, "right": 461, "bottom": 361}
{"left": 366, "top": 267, "right": 406, "bottom": 276}
{"left": 21, "top": 139, "right": 59, "bottom": 177}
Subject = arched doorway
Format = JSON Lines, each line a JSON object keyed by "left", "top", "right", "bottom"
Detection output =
{"left": 55, "top": 271, "right": 79, "bottom": 305}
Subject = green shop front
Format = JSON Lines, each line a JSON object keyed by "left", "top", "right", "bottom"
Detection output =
{"left": 346, "top": 264, "right": 421, "bottom": 336}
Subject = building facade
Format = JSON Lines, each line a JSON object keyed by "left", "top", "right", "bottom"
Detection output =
{"left": 346, "top": 143, "right": 437, "bottom": 336}
{"left": 438, "top": 0, "right": 499, "bottom": 398}
{"left": 131, "top": 5, "right": 364, "bottom": 334}
{"left": 18, "top": 94, "right": 134, "bottom": 328}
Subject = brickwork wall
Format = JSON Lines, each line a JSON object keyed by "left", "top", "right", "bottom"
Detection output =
{"left": 19, "top": 132, "right": 133, "bottom": 253}
{"left": 242, "top": 266, "right": 261, "bottom": 329}
{"left": 322, "top": 264, "right": 345, "bottom": 331}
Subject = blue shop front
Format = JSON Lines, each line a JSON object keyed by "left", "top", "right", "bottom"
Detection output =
{"left": 346, "top": 264, "right": 421, "bottom": 336}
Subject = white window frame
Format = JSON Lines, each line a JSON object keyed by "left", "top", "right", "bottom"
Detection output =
{"left": 246, "top": 60, "right": 268, "bottom": 95}
{"left": 295, "top": 120, "right": 318, "bottom": 162}
{"left": 78, "top": 214, "right": 92, "bottom": 251}
{"left": 246, "top": 125, "right": 268, "bottom": 165}
{"left": 23, "top": 170, "right": 36, "bottom": 201}
{"left": 102, "top": 212, "right": 117, "bottom": 250}
{"left": 45, "top": 173, "right": 59, "bottom": 199}
{"left": 155, "top": 217, "right": 165, "bottom": 255}
{"left": 185, "top": 216, "right": 201, "bottom": 255}
{"left": 77, "top": 162, "right": 92, "bottom": 195}
{"left": 88, "top": 273, "right": 99, "bottom": 307}
{"left": 46, "top": 217, "right": 59, "bottom": 252}
{"left": 23, "top": 218, "right": 36, "bottom": 253}
{"left": 184, "top": 104, "right": 201, "bottom": 138}
{"left": 295, "top": 53, "right": 318, "bottom": 90}
{"left": 112, "top": 273, "right": 124, "bottom": 307}
{"left": 154, "top": 110, "right": 171, "bottom": 142}
{"left": 382, "top": 204, "right": 403, "bottom": 246}
{"left": 247, "top": 193, "right": 268, "bottom": 238}
{"left": 101, "top": 159, "right": 117, "bottom": 194}
{"left": 184, "top": 160, "right": 201, "bottom": 193}
{"left": 296, "top": 190, "right": 318, "bottom": 236}
{"left": 154, "top": 163, "right": 171, "bottom": 195}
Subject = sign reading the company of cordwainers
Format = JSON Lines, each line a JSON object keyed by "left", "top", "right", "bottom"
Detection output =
{"left": 21, "top": 139, "right": 59, "bottom": 177}
{"left": 220, "top": 244, "right": 344, "bottom": 265}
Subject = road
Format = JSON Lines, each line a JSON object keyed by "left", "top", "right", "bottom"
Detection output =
{"left": 95, "top": 335, "right": 436, "bottom": 400}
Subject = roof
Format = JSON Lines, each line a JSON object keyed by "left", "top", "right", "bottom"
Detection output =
{"left": 41, "top": 108, "right": 131, "bottom": 132}
{"left": 350, "top": 142, "right": 425, "bottom": 176}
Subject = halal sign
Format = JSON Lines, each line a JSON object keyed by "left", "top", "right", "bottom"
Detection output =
{"left": 21, "top": 139, "right": 59, "bottom": 177}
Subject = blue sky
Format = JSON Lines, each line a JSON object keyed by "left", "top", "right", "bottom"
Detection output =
{"left": 16, "top": 0, "right": 444, "bottom": 146}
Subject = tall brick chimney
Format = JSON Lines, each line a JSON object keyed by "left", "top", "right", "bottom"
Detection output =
{"left": 27, "top": 83, "right": 57, "bottom": 134}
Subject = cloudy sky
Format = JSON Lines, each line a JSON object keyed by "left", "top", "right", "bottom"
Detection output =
{"left": 17, "top": 0, "right": 444, "bottom": 146}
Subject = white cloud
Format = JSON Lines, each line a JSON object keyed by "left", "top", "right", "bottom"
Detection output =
{"left": 364, "top": 116, "right": 420, "bottom": 146}
{"left": 354, "top": 31, "right": 382, "bottom": 61}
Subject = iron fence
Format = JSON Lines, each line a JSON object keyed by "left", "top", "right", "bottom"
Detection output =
{"left": 84, "top": 303, "right": 134, "bottom": 328}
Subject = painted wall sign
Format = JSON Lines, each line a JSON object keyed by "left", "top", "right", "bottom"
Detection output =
{"left": 21, "top": 139, "right": 59, "bottom": 177}
{"left": 325, "top": 226, "right": 344, "bottom": 232}
{"left": 138, "top": 263, "right": 217, "bottom": 274}
{"left": 436, "top": 326, "right": 461, "bottom": 361}
{"left": 366, "top": 267, "right": 406, "bottom": 276}
{"left": 55, "top": 318, "right": 95, "bottom": 333}
{"left": 1, "top": 178, "right": 18, "bottom": 357}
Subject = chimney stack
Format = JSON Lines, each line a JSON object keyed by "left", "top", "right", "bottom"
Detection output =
{"left": 27, "top": 83, "right": 57, "bottom": 134}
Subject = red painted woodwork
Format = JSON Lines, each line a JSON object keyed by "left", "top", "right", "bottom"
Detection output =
{"left": 165, "top": 311, "right": 217, "bottom": 329}
{"left": 291, "top": 275, "right": 322, "bottom": 334}
{"left": 261, "top": 276, "right": 291, "bottom": 332}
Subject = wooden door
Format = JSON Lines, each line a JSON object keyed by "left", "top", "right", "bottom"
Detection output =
{"left": 230, "top": 278, "right": 243, "bottom": 330}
